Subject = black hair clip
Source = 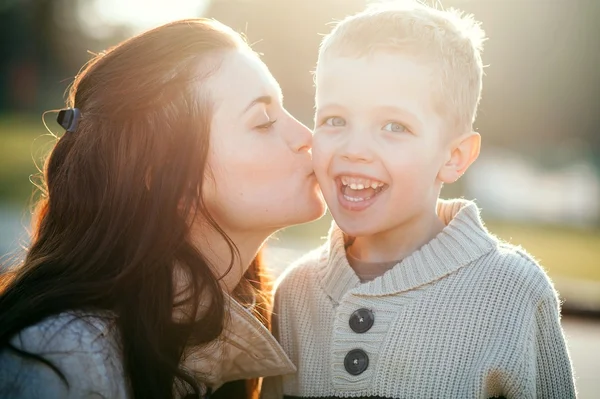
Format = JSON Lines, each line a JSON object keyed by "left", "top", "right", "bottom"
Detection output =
{"left": 57, "top": 108, "right": 81, "bottom": 133}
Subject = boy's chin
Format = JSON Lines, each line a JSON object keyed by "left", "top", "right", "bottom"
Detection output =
{"left": 332, "top": 212, "right": 383, "bottom": 238}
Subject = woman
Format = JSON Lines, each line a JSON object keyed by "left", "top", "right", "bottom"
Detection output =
{"left": 0, "top": 19, "right": 325, "bottom": 399}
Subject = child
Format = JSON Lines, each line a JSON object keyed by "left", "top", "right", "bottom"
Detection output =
{"left": 262, "top": 1, "right": 576, "bottom": 398}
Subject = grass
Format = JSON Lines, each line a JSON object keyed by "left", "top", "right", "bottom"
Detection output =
{"left": 485, "top": 220, "right": 600, "bottom": 283}
{"left": 0, "top": 114, "right": 57, "bottom": 204}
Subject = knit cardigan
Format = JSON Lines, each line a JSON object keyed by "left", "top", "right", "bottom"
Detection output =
{"left": 261, "top": 199, "right": 576, "bottom": 399}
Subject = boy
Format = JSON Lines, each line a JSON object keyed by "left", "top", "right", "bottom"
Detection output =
{"left": 262, "top": 1, "right": 576, "bottom": 398}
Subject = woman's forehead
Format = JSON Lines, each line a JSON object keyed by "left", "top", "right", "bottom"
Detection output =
{"left": 209, "top": 50, "right": 282, "bottom": 113}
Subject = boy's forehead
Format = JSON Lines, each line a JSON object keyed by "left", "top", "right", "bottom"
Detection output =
{"left": 315, "top": 53, "right": 438, "bottom": 112}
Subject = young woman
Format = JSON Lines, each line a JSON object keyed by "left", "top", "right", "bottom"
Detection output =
{"left": 0, "top": 19, "right": 325, "bottom": 399}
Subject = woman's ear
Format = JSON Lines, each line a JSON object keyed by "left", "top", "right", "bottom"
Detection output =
{"left": 438, "top": 131, "right": 481, "bottom": 184}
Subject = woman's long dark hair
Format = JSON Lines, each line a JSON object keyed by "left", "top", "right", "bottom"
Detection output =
{"left": 0, "top": 19, "right": 271, "bottom": 399}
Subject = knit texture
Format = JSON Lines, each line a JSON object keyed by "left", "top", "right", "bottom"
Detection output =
{"left": 262, "top": 199, "right": 576, "bottom": 399}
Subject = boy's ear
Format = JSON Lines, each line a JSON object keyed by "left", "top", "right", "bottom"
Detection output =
{"left": 438, "top": 131, "right": 481, "bottom": 184}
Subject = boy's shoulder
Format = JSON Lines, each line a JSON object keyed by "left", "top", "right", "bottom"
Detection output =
{"left": 274, "top": 243, "right": 329, "bottom": 294}
{"left": 481, "top": 236, "right": 558, "bottom": 302}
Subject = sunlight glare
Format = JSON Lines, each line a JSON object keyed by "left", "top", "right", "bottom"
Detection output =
{"left": 81, "top": 0, "right": 209, "bottom": 38}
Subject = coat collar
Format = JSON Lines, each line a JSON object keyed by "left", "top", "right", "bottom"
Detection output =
{"left": 183, "top": 296, "right": 296, "bottom": 391}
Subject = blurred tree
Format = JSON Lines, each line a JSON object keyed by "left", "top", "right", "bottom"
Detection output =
{"left": 0, "top": 0, "right": 39, "bottom": 112}
{"left": 0, "top": 0, "right": 128, "bottom": 114}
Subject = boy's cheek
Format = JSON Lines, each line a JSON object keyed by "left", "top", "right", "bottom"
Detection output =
{"left": 311, "top": 153, "right": 329, "bottom": 180}
{"left": 310, "top": 135, "right": 329, "bottom": 166}
{"left": 310, "top": 147, "right": 332, "bottom": 188}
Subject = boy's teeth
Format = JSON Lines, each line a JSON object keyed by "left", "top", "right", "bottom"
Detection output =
{"left": 341, "top": 176, "right": 385, "bottom": 190}
{"left": 344, "top": 195, "right": 365, "bottom": 202}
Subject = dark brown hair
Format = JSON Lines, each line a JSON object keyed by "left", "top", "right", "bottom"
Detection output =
{"left": 0, "top": 18, "right": 271, "bottom": 399}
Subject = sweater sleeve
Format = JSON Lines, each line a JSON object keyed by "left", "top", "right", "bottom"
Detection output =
{"left": 531, "top": 291, "right": 576, "bottom": 398}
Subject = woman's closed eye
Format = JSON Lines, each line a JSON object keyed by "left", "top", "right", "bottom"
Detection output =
{"left": 382, "top": 121, "right": 408, "bottom": 133}
{"left": 255, "top": 118, "right": 277, "bottom": 131}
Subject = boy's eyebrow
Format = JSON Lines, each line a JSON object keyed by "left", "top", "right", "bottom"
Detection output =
{"left": 315, "top": 103, "right": 345, "bottom": 113}
{"left": 372, "top": 105, "right": 420, "bottom": 122}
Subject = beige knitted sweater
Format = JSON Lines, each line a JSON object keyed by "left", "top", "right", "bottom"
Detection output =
{"left": 262, "top": 199, "right": 576, "bottom": 399}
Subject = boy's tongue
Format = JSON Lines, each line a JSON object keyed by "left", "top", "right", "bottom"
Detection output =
{"left": 343, "top": 185, "right": 377, "bottom": 199}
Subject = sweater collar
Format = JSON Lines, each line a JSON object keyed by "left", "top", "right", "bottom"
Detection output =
{"left": 318, "top": 199, "right": 498, "bottom": 303}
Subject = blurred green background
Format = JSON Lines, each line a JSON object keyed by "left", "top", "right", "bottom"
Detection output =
{"left": 0, "top": 0, "right": 599, "bottom": 395}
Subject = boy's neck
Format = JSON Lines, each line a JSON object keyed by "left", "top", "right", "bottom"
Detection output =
{"left": 347, "top": 207, "right": 446, "bottom": 264}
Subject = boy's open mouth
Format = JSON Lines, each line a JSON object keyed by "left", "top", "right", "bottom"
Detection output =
{"left": 338, "top": 175, "right": 389, "bottom": 202}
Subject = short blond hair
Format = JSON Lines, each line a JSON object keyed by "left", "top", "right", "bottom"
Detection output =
{"left": 317, "top": 0, "right": 486, "bottom": 130}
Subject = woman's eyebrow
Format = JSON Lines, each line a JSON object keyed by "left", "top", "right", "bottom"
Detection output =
{"left": 242, "top": 95, "right": 272, "bottom": 115}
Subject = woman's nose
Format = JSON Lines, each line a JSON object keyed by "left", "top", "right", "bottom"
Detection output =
{"left": 286, "top": 113, "right": 312, "bottom": 153}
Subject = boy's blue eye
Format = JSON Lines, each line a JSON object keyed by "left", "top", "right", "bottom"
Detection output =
{"left": 325, "top": 117, "right": 346, "bottom": 127}
{"left": 382, "top": 122, "right": 407, "bottom": 133}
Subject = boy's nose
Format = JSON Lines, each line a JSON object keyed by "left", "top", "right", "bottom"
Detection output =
{"left": 340, "top": 131, "right": 373, "bottom": 163}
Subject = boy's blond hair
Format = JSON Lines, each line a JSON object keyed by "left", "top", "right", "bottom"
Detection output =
{"left": 317, "top": 0, "right": 486, "bottom": 131}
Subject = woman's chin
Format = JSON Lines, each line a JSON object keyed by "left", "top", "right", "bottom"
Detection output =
{"left": 311, "top": 193, "right": 328, "bottom": 221}
{"left": 298, "top": 188, "right": 327, "bottom": 224}
{"left": 270, "top": 198, "right": 327, "bottom": 230}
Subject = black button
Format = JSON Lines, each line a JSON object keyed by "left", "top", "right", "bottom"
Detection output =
{"left": 349, "top": 308, "right": 374, "bottom": 333}
{"left": 344, "top": 349, "right": 369, "bottom": 375}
